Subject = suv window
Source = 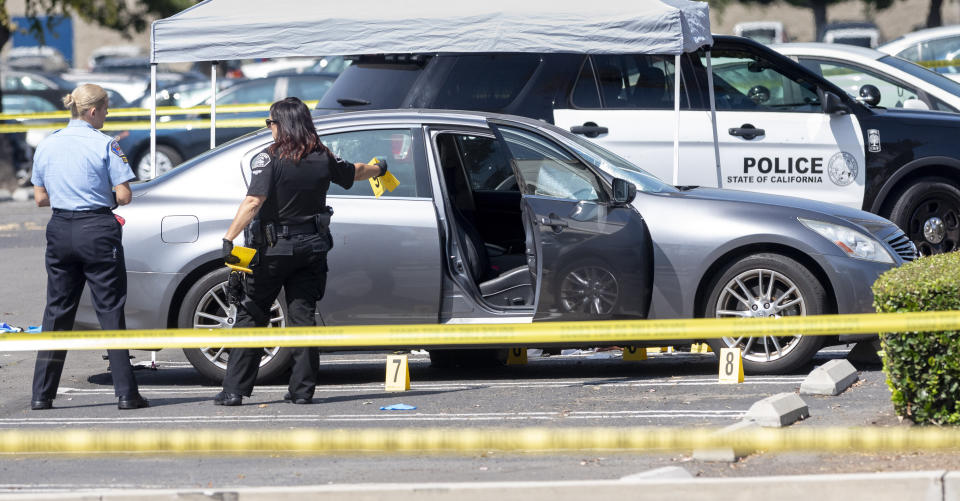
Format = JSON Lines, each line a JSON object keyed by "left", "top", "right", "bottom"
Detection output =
{"left": 901, "top": 35, "right": 960, "bottom": 74}
{"left": 704, "top": 49, "right": 821, "bottom": 112}
{"left": 801, "top": 58, "right": 926, "bottom": 110}
{"left": 322, "top": 128, "right": 426, "bottom": 198}
{"left": 431, "top": 54, "right": 541, "bottom": 110}
{"left": 315, "top": 61, "right": 427, "bottom": 110}
{"left": 572, "top": 55, "right": 683, "bottom": 109}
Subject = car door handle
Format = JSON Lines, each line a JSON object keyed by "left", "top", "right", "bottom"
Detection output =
{"left": 728, "top": 124, "right": 765, "bottom": 140}
{"left": 539, "top": 215, "right": 569, "bottom": 230}
{"left": 570, "top": 122, "right": 608, "bottom": 138}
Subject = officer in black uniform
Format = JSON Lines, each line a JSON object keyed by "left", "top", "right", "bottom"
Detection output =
{"left": 29, "top": 83, "right": 148, "bottom": 411}
{"left": 214, "top": 97, "right": 388, "bottom": 406}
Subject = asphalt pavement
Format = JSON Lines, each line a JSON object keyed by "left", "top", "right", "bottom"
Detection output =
{"left": 2, "top": 200, "right": 960, "bottom": 497}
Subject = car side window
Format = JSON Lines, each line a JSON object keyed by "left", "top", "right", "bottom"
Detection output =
{"left": 218, "top": 79, "right": 276, "bottom": 105}
{"left": 701, "top": 49, "right": 821, "bottom": 112}
{"left": 431, "top": 54, "right": 541, "bottom": 110}
{"left": 287, "top": 77, "right": 334, "bottom": 101}
{"left": 451, "top": 134, "right": 518, "bottom": 192}
{"left": 572, "top": 54, "right": 682, "bottom": 110}
{"left": 913, "top": 36, "right": 960, "bottom": 74}
{"left": 498, "top": 126, "right": 604, "bottom": 202}
{"left": 322, "top": 128, "right": 424, "bottom": 198}
{"left": 805, "top": 58, "right": 924, "bottom": 109}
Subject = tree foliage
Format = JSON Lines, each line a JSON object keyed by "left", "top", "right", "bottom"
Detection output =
{"left": 2, "top": 0, "right": 194, "bottom": 44}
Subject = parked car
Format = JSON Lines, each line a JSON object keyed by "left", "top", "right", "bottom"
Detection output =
{"left": 119, "top": 73, "right": 338, "bottom": 179}
{"left": 1, "top": 46, "right": 69, "bottom": 72}
{"left": 879, "top": 25, "right": 960, "bottom": 80}
{"left": 819, "top": 21, "right": 882, "bottom": 48}
{"left": 315, "top": 36, "right": 960, "bottom": 256}
{"left": 75, "top": 109, "right": 916, "bottom": 381}
{"left": 734, "top": 21, "right": 789, "bottom": 45}
{"left": 775, "top": 42, "right": 960, "bottom": 112}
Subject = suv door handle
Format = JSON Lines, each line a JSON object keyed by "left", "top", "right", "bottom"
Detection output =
{"left": 570, "top": 122, "right": 609, "bottom": 138}
{"left": 728, "top": 124, "right": 765, "bottom": 140}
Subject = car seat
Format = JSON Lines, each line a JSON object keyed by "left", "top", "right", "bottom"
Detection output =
{"left": 596, "top": 64, "right": 627, "bottom": 108}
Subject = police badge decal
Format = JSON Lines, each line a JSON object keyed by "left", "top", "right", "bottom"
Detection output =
{"left": 827, "top": 152, "right": 858, "bottom": 186}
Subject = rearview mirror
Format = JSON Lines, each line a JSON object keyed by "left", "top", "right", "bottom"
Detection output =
{"left": 822, "top": 91, "right": 851, "bottom": 115}
{"left": 858, "top": 84, "right": 881, "bottom": 106}
{"left": 612, "top": 178, "right": 637, "bottom": 205}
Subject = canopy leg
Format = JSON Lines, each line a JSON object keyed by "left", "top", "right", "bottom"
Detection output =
{"left": 706, "top": 49, "right": 721, "bottom": 188}
{"left": 672, "top": 55, "right": 681, "bottom": 186}
{"left": 210, "top": 61, "right": 218, "bottom": 149}
{"left": 150, "top": 63, "right": 157, "bottom": 180}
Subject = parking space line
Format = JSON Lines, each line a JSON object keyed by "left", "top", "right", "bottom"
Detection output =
{"left": 0, "top": 409, "right": 746, "bottom": 427}
{"left": 57, "top": 377, "right": 802, "bottom": 396}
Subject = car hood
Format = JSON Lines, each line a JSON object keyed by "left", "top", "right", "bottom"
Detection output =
{"left": 658, "top": 186, "right": 894, "bottom": 231}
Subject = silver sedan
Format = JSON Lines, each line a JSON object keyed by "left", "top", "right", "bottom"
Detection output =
{"left": 76, "top": 110, "right": 916, "bottom": 379}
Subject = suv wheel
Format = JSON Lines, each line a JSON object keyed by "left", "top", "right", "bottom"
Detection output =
{"left": 703, "top": 253, "right": 826, "bottom": 374}
{"left": 178, "top": 268, "right": 292, "bottom": 383}
{"left": 889, "top": 177, "right": 960, "bottom": 256}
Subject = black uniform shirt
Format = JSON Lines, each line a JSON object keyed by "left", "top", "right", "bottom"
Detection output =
{"left": 247, "top": 148, "right": 356, "bottom": 226}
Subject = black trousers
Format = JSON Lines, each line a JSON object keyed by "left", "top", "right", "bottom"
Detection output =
{"left": 222, "top": 233, "right": 329, "bottom": 399}
{"left": 33, "top": 209, "right": 138, "bottom": 401}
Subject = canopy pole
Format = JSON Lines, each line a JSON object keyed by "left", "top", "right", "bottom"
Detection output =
{"left": 150, "top": 63, "right": 157, "bottom": 180}
{"left": 210, "top": 61, "right": 218, "bottom": 149}
{"left": 672, "top": 55, "right": 681, "bottom": 186}
{"left": 706, "top": 49, "right": 721, "bottom": 188}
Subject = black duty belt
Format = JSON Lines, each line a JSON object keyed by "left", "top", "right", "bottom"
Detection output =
{"left": 277, "top": 222, "right": 320, "bottom": 238}
{"left": 53, "top": 207, "right": 112, "bottom": 215}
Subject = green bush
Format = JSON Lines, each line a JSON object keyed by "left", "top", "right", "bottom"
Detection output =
{"left": 872, "top": 252, "right": 960, "bottom": 425}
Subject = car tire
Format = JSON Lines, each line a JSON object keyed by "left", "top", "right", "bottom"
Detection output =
{"left": 888, "top": 177, "right": 960, "bottom": 256}
{"left": 134, "top": 144, "right": 183, "bottom": 180}
{"left": 178, "top": 267, "right": 292, "bottom": 384}
{"left": 703, "top": 253, "right": 826, "bottom": 375}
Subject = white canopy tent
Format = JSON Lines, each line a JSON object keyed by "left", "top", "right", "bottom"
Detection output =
{"left": 148, "top": 0, "right": 720, "bottom": 184}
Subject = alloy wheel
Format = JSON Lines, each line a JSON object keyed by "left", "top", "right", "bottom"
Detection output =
{"left": 714, "top": 268, "right": 806, "bottom": 364}
{"left": 559, "top": 265, "right": 619, "bottom": 315}
{"left": 192, "top": 280, "right": 286, "bottom": 370}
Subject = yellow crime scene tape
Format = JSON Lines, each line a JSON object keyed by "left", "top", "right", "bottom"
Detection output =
{"left": 0, "top": 100, "right": 318, "bottom": 133}
{"left": 2, "top": 426, "right": 959, "bottom": 455}
{"left": 0, "top": 310, "right": 958, "bottom": 352}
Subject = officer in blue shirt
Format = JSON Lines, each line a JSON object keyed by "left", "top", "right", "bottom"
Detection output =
{"left": 29, "top": 83, "right": 149, "bottom": 411}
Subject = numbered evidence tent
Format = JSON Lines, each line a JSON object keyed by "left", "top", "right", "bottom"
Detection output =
{"left": 148, "top": 0, "right": 717, "bottom": 183}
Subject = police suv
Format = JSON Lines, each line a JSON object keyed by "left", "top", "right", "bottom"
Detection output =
{"left": 317, "top": 36, "right": 960, "bottom": 255}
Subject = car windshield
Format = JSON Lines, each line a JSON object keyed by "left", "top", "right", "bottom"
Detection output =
{"left": 880, "top": 55, "right": 960, "bottom": 94}
{"left": 550, "top": 128, "right": 677, "bottom": 194}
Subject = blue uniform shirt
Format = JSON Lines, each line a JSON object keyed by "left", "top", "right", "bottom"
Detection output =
{"left": 31, "top": 119, "right": 135, "bottom": 211}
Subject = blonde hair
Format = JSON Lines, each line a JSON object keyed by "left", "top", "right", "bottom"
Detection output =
{"left": 62, "top": 84, "right": 108, "bottom": 119}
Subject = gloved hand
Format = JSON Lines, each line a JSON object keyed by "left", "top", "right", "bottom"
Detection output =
{"left": 374, "top": 157, "right": 388, "bottom": 177}
{"left": 223, "top": 238, "right": 240, "bottom": 264}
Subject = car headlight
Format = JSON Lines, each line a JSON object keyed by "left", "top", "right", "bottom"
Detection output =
{"left": 798, "top": 218, "right": 894, "bottom": 263}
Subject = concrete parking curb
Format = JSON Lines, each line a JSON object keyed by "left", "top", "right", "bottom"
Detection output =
{"left": 743, "top": 392, "right": 809, "bottom": 427}
{"left": 800, "top": 359, "right": 859, "bottom": 396}
{"left": 0, "top": 471, "right": 952, "bottom": 501}
{"left": 692, "top": 419, "right": 760, "bottom": 462}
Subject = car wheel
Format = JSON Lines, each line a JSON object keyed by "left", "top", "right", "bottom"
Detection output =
{"left": 557, "top": 261, "right": 619, "bottom": 316}
{"left": 134, "top": 144, "right": 182, "bottom": 180}
{"left": 179, "top": 268, "right": 292, "bottom": 383}
{"left": 703, "top": 253, "right": 826, "bottom": 375}
{"left": 888, "top": 178, "right": 960, "bottom": 256}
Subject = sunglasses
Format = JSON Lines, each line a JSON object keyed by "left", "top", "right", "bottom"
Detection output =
{"left": 265, "top": 118, "right": 277, "bottom": 127}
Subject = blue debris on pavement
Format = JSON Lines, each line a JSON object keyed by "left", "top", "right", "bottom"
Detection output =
{"left": 25, "top": 326, "right": 41, "bottom": 333}
{"left": 380, "top": 403, "right": 417, "bottom": 411}
{"left": 0, "top": 322, "right": 23, "bottom": 333}
{"left": 0, "top": 323, "right": 41, "bottom": 333}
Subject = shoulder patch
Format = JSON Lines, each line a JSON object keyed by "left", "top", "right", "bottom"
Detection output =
{"left": 252, "top": 152, "right": 272, "bottom": 169}
{"left": 110, "top": 140, "right": 128, "bottom": 164}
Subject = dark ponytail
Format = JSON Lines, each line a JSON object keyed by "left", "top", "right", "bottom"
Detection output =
{"left": 267, "top": 97, "right": 330, "bottom": 161}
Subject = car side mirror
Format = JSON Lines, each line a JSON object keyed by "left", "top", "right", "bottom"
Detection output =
{"left": 822, "top": 90, "right": 851, "bottom": 115}
{"left": 858, "top": 84, "right": 881, "bottom": 106}
{"left": 612, "top": 178, "right": 637, "bottom": 205}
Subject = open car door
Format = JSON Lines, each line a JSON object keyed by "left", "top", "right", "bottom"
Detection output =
{"left": 490, "top": 122, "right": 653, "bottom": 321}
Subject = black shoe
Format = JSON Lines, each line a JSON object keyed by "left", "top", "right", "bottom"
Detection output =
{"left": 291, "top": 396, "right": 313, "bottom": 404}
{"left": 30, "top": 399, "right": 52, "bottom": 410}
{"left": 283, "top": 392, "right": 292, "bottom": 401}
{"left": 118, "top": 394, "right": 150, "bottom": 410}
{"left": 213, "top": 391, "right": 243, "bottom": 406}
